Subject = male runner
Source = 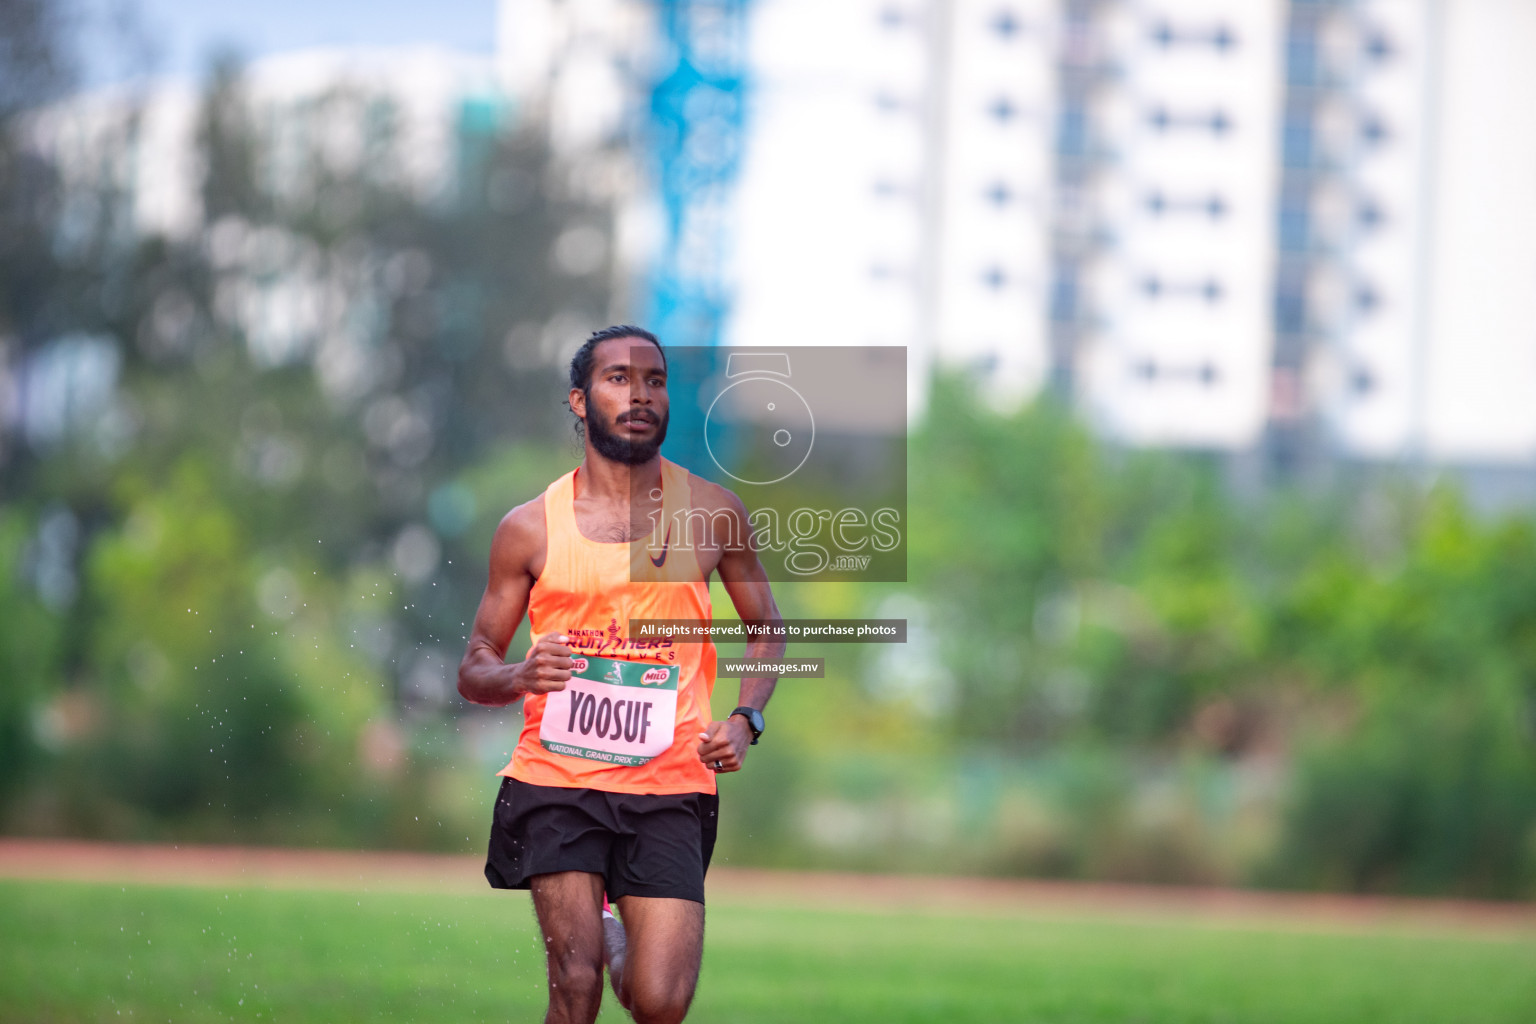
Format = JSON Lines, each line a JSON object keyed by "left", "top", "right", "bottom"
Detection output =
{"left": 458, "top": 325, "right": 783, "bottom": 1024}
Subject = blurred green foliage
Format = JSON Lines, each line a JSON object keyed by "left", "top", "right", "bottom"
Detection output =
{"left": 897, "top": 377, "right": 1536, "bottom": 897}
{"left": 0, "top": 511, "right": 62, "bottom": 807}
{"left": 2, "top": 11, "right": 1534, "bottom": 897}
{"left": 1, "top": 35, "right": 609, "bottom": 847}
{"left": 702, "top": 378, "right": 1535, "bottom": 899}
{"left": 1266, "top": 491, "right": 1536, "bottom": 896}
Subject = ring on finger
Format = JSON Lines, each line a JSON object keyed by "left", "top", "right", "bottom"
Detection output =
{"left": 713, "top": 760, "right": 724, "bottom": 771}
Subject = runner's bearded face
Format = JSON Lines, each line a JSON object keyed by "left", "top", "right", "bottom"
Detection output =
{"left": 583, "top": 343, "right": 670, "bottom": 466}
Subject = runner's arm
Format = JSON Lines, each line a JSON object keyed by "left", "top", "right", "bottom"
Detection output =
{"left": 698, "top": 490, "right": 783, "bottom": 770}
{"left": 718, "top": 503, "right": 785, "bottom": 714}
{"left": 457, "top": 503, "right": 571, "bottom": 706}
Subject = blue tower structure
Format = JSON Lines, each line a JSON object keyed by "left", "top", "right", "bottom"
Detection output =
{"left": 642, "top": 0, "right": 750, "bottom": 350}
{"left": 641, "top": 0, "right": 750, "bottom": 472}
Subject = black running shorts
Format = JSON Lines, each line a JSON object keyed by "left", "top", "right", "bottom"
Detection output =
{"left": 484, "top": 777, "right": 719, "bottom": 904}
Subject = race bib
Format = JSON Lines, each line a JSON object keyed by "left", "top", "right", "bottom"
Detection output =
{"left": 539, "top": 654, "right": 679, "bottom": 766}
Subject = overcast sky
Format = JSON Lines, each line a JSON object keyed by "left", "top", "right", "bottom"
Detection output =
{"left": 78, "top": 0, "right": 498, "bottom": 85}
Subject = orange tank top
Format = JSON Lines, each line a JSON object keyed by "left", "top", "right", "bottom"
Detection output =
{"left": 500, "top": 459, "right": 718, "bottom": 795}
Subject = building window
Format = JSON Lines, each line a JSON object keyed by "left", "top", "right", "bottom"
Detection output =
{"left": 990, "top": 9, "right": 1022, "bottom": 39}
{"left": 1279, "top": 197, "right": 1310, "bottom": 251}
{"left": 1146, "top": 106, "right": 1232, "bottom": 136}
{"left": 1141, "top": 276, "right": 1223, "bottom": 302}
{"left": 1275, "top": 286, "right": 1306, "bottom": 334}
{"left": 1360, "top": 114, "right": 1389, "bottom": 146}
{"left": 1274, "top": 257, "right": 1308, "bottom": 312}
{"left": 1132, "top": 361, "right": 1219, "bottom": 386}
{"left": 1145, "top": 191, "right": 1228, "bottom": 219}
{"left": 984, "top": 181, "right": 1014, "bottom": 207}
{"left": 990, "top": 95, "right": 1020, "bottom": 124}
{"left": 1151, "top": 21, "right": 1236, "bottom": 51}
{"left": 1283, "top": 110, "right": 1314, "bottom": 168}
{"left": 1058, "top": 106, "right": 1087, "bottom": 154}
{"left": 981, "top": 265, "right": 1009, "bottom": 290}
{"left": 1051, "top": 268, "right": 1079, "bottom": 322}
{"left": 1287, "top": 28, "right": 1319, "bottom": 87}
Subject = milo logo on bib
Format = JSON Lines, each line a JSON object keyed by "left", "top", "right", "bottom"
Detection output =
{"left": 539, "top": 654, "right": 679, "bottom": 767}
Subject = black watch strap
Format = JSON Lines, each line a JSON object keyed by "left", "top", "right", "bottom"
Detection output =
{"left": 730, "top": 706, "right": 765, "bottom": 744}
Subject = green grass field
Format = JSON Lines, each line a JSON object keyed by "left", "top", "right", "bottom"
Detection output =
{"left": 2, "top": 879, "right": 1533, "bottom": 1023}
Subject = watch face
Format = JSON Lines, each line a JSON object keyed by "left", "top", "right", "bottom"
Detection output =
{"left": 704, "top": 376, "right": 815, "bottom": 486}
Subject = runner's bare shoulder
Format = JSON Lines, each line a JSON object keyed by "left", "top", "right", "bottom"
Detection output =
{"left": 490, "top": 494, "right": 549, "bottom": 579}
{"left": 685, "top": 473, "right": 752, "bottom": 551}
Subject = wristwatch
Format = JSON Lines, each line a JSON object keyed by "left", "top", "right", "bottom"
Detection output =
{"left": 730, "top": 706, "right": 765, "bottom": 745}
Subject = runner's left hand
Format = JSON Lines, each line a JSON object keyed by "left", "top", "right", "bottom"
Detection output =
{"left": 696, "top": 718, "right": 750, "bottom": 773}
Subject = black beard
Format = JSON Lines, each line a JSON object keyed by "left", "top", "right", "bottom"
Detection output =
{"left": 586, "top": 404, "right": 668, "bottom": 466}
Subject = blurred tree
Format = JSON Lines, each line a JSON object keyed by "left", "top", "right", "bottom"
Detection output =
{"left": 1268, "top": 489, "right": 1536, "bottom": 897}
{"left": 1, "top": 44, "right": 615, "bottom": 840}
{"left": 0, "top": 511, "right": 62, "bottom": 808}
{"left": 909, "top": 376, "right": 1267, "bottom": 748}
{"left": 0, "top": 0, "right": 69, "bottom": 476}
{"left": 904, "top": 377, "right": 1536, "bottom": 896}
{"left": 0, "top": 0, "right": 73, "bottom": 120}
{"left": 0, "top": 0, "right": 78, "bottom": 816}
{"left": 908, "top": 375, "right": 1106, "bottom": 743}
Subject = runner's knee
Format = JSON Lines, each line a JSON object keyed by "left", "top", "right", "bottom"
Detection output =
{"left": 626, "top": 975, "right": 696, "bottom": 1024}
{"left": 546, "top": 954, "right": 604, "bottom": 1005}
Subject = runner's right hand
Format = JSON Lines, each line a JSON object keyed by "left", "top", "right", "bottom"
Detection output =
{"left": 517, "top": 634, "right": 573, "bottom": 694}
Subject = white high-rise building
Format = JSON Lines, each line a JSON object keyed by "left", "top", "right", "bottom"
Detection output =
{"left": 29, "top": 49, "right": 502, "bottom": 241}
{"left": 1273, "top": 0, "right": 1536, "bottom": 467}
{"left": 24, "top": 1, "right": 1536, "bottom": 463}
{"left": 24, "top": 48, "right": 503, "bottom": 394}
{"left": 931, "top": 0, "right": 1057, "bottom": 402}
{"left": 729, "top": 0, "right": 1055, "bottom": 418}
{"left": 500, "top": 0, "right": 1536, "bottom": 465}
{"left": 725, "top": 1, "right": 1289, "bottom": 443}
{"left": 724, "top": 0, "right": 1536, "bottom": 466}
{"left": 728, "top": 0, "right": 928, "bottom": 349}
{"left": 1304, "top": 0, "right": 1438, "bottom": 460}
{"left": 1419, "top": 0, "right": 1536, "bottom": 463}
{"left": 1073, "top": 1, "right": 1284, "bottom": 448}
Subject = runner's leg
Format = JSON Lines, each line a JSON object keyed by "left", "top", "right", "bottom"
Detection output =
{"left": 601, "top": 899, "right": 628, "bottom": 1002}
{"left": 529, "top": 871, "right": 607, "bottom": 1024}
{"left": 611, "top": 895, "right": 704, "bottom": 1024}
